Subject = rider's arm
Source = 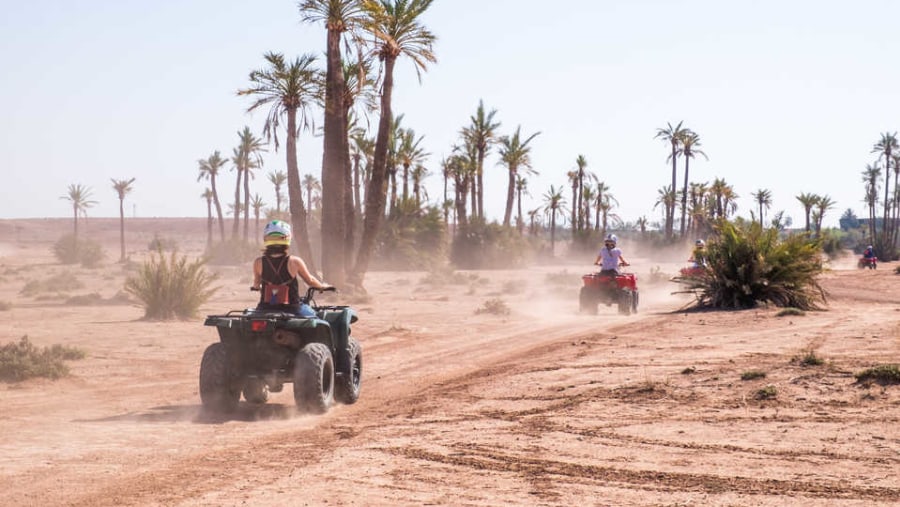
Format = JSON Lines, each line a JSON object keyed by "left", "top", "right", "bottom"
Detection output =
{"left": 289, "top": 256, "right": 331, "bottom": 289}
{"left": 618, "top": 253, "right": 629, "bottom": 266}
{"left": 593, "top": 254, "right": 602, "bottom": 265}
{"left": 251, "top": 257, "right": 263, "bottom": 290}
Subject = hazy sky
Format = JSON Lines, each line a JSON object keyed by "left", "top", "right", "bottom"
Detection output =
{"left": 4, "top": 0, "right": 900, "bottom": 229}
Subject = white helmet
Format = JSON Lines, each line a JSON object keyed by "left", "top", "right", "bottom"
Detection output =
{"left": 604, "top": 233, "right": 617, "bottom": 246}
{"left": 263, "top": 220, "right": 292, "bottom": 246}
{"left": 695, "top": 239, "right": 705, "bottom": 247}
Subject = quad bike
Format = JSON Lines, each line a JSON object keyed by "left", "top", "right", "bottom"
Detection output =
{"left": 858, "top": 256, "right": 877, "bottom": 270}
{"left": 679, "top": 261, "right": 705, "bottom": 278}
{"left": 579, "top": 266, "right": 639, "bottom": 316}
{"left": 199, "top": 287, "right": 362, "bottom": 414}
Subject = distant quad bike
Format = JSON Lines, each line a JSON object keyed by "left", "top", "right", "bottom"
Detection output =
{"left": 200, "top": 287, "right": 361, "bottom": 414}
{"left": 579, "top": 269, "right": 639, "bottom": 316}
{"left": 679, "top": 261, "right": 705, "bottom": 278}
{"left": 858, "top": 256, "right": 877, "bottom": 270}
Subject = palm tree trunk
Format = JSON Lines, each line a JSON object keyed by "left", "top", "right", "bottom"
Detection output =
{"left": 206, "top": 199, "right": 213, "bottom": 250}
{"left": 680, "top": 157, "right": 689, "bottom": 236}
{"left": 118, "top": 198, "right": 126, "bottom": 262}
{"left": 570, "top": 185, "right": 577, "bottom": 235}
{"left": 476, "top": 150, "right": 485, "bottom": 218}
{"left": 342, "top": 105, "right": 355, "bottom": 276}
{"left": 668, "top": 144, "right": 677, "bottom": 239}
{"left": 442, "top": 171, "right": 448, "bottom": 225}
{"left": 286, "top": 109, "right": 315, "bottom": 272}
{"left": 455, "top": 174, "right": 469, "bottom": 228}
{"left": 321, "top": 27, "right": 347, "bottom": 287}
{"left": 232, "top": 168, "right": 241, "bottom": 239}
{"left": 550, "top": 210, "right": 557, "bottom": 256}
{"left": 402, "top": 164, "right": 409, "bottom": 201}
{"left": 469, "top": 173, "right": 476, "bottom": 219}
{"left": 211, "top": 178, "right": 225, "bottom": 242}
{"left": 577, "top": 171, "right": 583, "bottom": 232}
{"left": 503, "top": 166, "right": 516, "bottom": 227}
{"left": 516, "top": 187, "right": 523, "bottom": 234}
{"left": 353, "top": 56, "right": 396, "bottom": 285}
{"left": 243, "top": 170, "right": 250, "bottom": 242}
{"left": 353, "top": 153, "right": 362, "bottom": 216}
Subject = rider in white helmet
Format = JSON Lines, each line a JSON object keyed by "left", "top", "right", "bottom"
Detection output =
{"left": 594, "top": 233, "right": 629, "bottom": 276}
{"left": 252, "top": 220, "right": 332, "bottom": 317}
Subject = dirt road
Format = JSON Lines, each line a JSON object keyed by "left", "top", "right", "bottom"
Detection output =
{"left": 1, "top": 249, "right": 898, "bottom": 506}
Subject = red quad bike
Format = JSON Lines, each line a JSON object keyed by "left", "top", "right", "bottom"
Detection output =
{"left": 580, "top": 267, "right": 639, "bottom": 316}
{"left": 858, "top": 256, "right": 877, "bottom": 269}
{"left": 679, "top": 261, "right": 705, "bottom": 278}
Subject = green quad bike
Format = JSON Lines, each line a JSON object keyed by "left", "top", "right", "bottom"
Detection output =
{"left": 199, "top": 287, "right": 362, "bottom": 414}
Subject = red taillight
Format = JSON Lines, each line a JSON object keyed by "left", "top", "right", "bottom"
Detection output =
{"left": 251, "top": 320, "right": 268, "bottom": 332}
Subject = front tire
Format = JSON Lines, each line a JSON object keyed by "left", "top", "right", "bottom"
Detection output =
{"left": 335, "top": 337, "right": 362, "bottom": 405}
{"left": 199, "top": 343, "right": 239, "bottom": 413}
{"left": 293, "top": 342, "right": 334, "bottom": 414}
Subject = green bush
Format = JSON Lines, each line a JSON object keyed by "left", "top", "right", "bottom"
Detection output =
{"left": 741, "top": 370, "right": 767, "bottom": 381}
{"left": 375, "top": 200, "right": 447, "bottom": 270}
{"left": 0, "top": 336, "right": 86, "bottom": 382}
{"left": 674, "top": 220, "right": 826, "bottom": 310}
{"left": 124, "top": 249, "right": 219, "bottom": 320}
{"left": 475, "top": 298, "right": 511, "bottom": 316}
{"left": 451, "top": 218, "right": 538, "bottom": 269}
{"left": 53, "top": 234, "right": 105, "bottom": 268}
{"left": 855, "top": 364, "right": 900, "bottom": 386}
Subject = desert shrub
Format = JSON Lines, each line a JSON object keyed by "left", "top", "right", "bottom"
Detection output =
{"left": 206, "top": 238, "right": 259, "bottom": 266}
{"left": 855, "top": 364, "right": 900, "bottom": 386}
{"left": 674, "top": 220, "right": 826, "bottom": 310}
{"left": 375, "top": 201, "right": 447, "bottom": 270}
{"left": 646, "top": 266, "right": 671, "bottom": 285}
{"left": 776, "top": 307, "right": 805, "bottom": 317}
{"left": 818, "top": 230, "right": 845, "bottom": 258}
{"left": 147, "top": 234, "right": 178, "bottom": 251}
{"left": 53, "top": 234, "right": 105, "bottom": 268}
{"left": 419, "top": 266, "right": 469, "bottom": 286}
{"left": 124, "top": 249, "right": 219, "bottom": 320}
{"left": 501, "top": 279, "right": 528, "bottom": 294}
{"left": 894, "top": 265, "right": 900, "bottom": 275}
{"left": 0, "top": 336, "right": 86, "bottom": 382}
{"left": 754, "top": 384, "right": 778, "bottom": 399}
{"left": 21, "top": 276, "right": 84, "bottom": 297}
{"left": 451, "top": 218, "right": 537, "bottom": 269}
{"left": 741, "top": 370, "right": 767, "bottom": 381}
{"left": 475, "top": 298, "right": 511, "bottom": 316}
{"left": 793, "top": 349, "right": 824, "bottom": 367}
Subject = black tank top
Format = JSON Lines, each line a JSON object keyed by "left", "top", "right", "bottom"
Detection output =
{"left": 258, "top": 254, "right": 300, "bottom": 306}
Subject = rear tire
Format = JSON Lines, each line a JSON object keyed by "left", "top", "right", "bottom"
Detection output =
{"left": 617, "top": 289, "right": 632, "bottom": 316}
{"left": 631, "top": 290, "right": 639, "bottom": 314}
{"left": 199, "top": 343, "right": 239, "bottom": 413}
{"left": 335, "top": 337, "right": 362, "bottom": 405}
{"left": 579, "top": 287, "right": 598, "bottom": 315}
{"left": 293, "top": 342, "right": 334, "bottom": 414}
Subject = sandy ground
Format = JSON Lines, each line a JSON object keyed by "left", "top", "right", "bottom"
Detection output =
{"left": 0, "top": 218, "right": 898, "bottom": 506}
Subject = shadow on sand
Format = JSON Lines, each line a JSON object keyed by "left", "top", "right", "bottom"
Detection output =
{"left": 74, "top": 402, "right": 297, "bottom": 424}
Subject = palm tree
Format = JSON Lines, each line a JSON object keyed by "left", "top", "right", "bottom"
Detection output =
{"left": 267, "top": 170, "right": 288, "bottom": 214}
{"left": 676, "top": 131, "right": 707, "bottom": 236}
{"left": 411, "top": 164, "right": 429, "bottom": 205}
{"left": 751, "top": 188, "right": 773, "bottom": 225}
{"left": 527, "top": 207, "right": 541, "bottom": 236}
{"left": 300, "top": 0, "right": 366, "bottom": 287}
{"left": 873, "top": 132, "right": 898, "bottom": 247}
{"left": 250, "top": 194, "right": 266, "bottom": 239}
{"left": 814, "top": 195, "right": 836, "bottom": 236}
{"left": 574, "top": 154, "right": 588, "bottom": 232}
{"left": 61, "top": 183, "right": 96, "bottom": 239}
{"left": 514, "top": 175, "right": 529, "bottom": 234}
{"left": 636, "top": 216, "right": 648, "bottom": 237}
{"left": 303, "top": 174, "right": 322, "bottom": 214}
{"left": 566, "top": 170, "right": 578, "bottom": 233}
{"left": 655, "top": 121, "right": 688, "bottom": 239}
{"left": 397, "top": 128, "right": 428, "bottom": 201}
{"left": 593, "top": 181, "right": 611, "bottom": 231}
{"left": 862, "top": 164, "right": 881, "bottom": 244}
{"left": 354, "top": 0, "right": 436, "bottom": 284}
{"left": 233, "top": 126, "right": 266, "bottom": 242}
{"left": 497, "top": 126, "right": 540, "bottom": 227}
{"left": 462, "top": 99, "right": 501, "bottom": 219}
{"left": 654, "top": 185, "right": 676, "bottom": 227}
{"left": 110, "top": 177, "right": 135, "bottom": 262}
{"left": 795, "top": 192, "right": 819, "bottom": 233}
{"left": 543, "top": 185, "right": 566, "bottom": 256}
{"left": 238, "top": 51, "right": 319, "bottom": 269}
{"left": 201, "top": 188, "right": 214, "bottom": 249}
{"left": 197, "top": 151, "right": 228, "bottom": 242}
{"left": 582, "top": 187, "right": 595, "bottom": 231}
{"left": 350, "top": 131, "right": 374, "bottom": 216}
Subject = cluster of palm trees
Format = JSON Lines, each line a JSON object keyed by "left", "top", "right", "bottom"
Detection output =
{"left": 61, "top": 180, "right": 137, "bottom": 262}
{"left": 863, "top": 131, "right": 900, "bottom": 256}
{"left": 654, "top": 121, "right": 707, "bottom": 239}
